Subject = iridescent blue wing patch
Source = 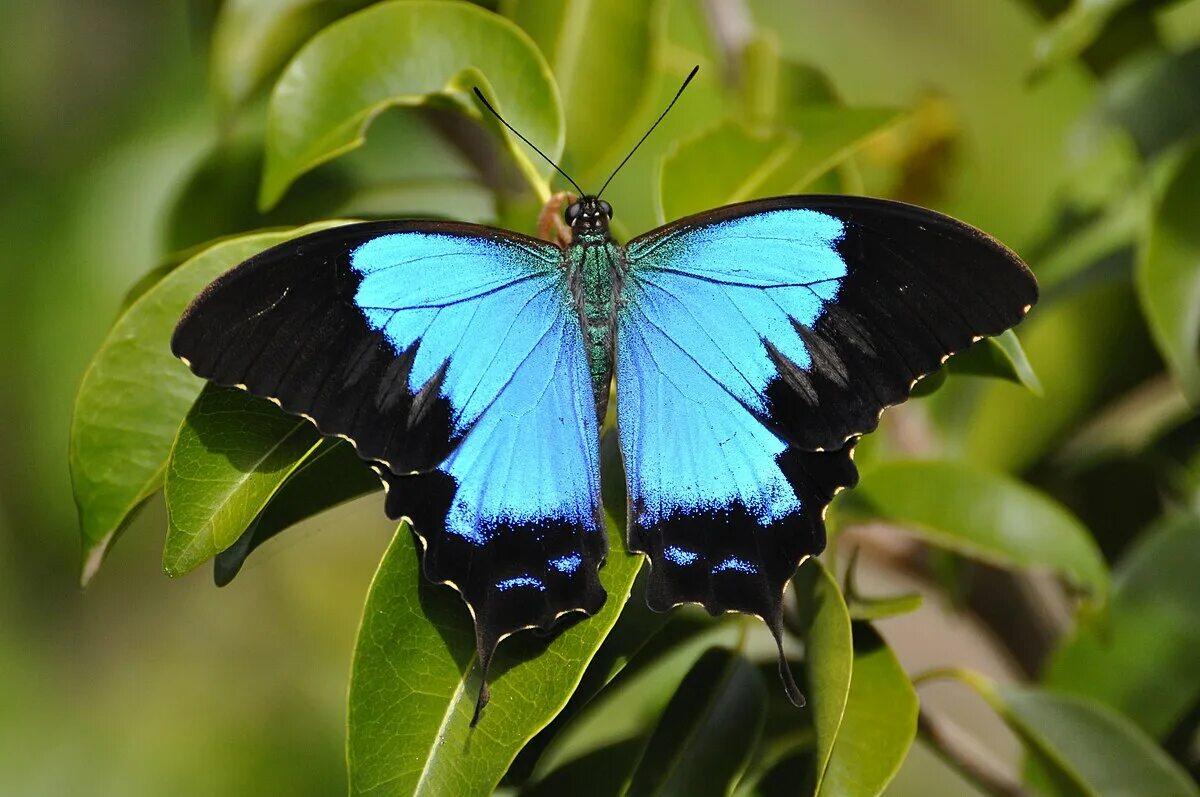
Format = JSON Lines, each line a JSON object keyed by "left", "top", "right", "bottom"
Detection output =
{"left": 618, "top": 196, "right": 1036, "bottom": 693}
{"left": 172, "top": 221, "right": 605, "bottom": 718}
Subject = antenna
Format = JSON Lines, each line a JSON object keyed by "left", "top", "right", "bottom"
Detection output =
{"left": 472, "top": 87, "right": 584, "bottom": 196}
{"left": 596, "top": 65, "right": 699, "bottom": 199}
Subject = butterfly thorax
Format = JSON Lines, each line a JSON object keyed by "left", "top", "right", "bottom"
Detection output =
{"left": 563, "top": 196, "right": 623, "bottom": 420}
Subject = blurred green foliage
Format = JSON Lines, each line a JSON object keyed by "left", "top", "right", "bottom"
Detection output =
{"left": 4, "top": 0, "right": 1200, "bottom": 795}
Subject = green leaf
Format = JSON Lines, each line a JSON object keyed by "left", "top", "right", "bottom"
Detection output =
{"left": 961, "top": 281, "right": 1159, "bottom": 473}
{"left": 625, "top": 648, "right": 767, "bottom": 797}
{"left": 260, "top": 0, "right": 563, "bottom": 209}
{"left": 1031, "top": 0, "right": 1137, "bottom": 77}
{"left": 163, "top": 385, "right": 323, "bottom": 577}
{"left": 530, "top": 620, "right": 741, "bottom": 784}
{"left": 851, "top": 461, "right": 1108, "bottom": 609}
{"left": 519, "top": 739, "right": 647, "bottom": 797}
{"left": 818, "top": 623, "right": 918, "bottom": 797}
{"left": 347, "top": 516, "right": 643, "bottom": 796}
{"left": 69, "top": 222, "right": 345, "bottom": 584}
{"left": 211, "top": 0, "right": 377, "bottom": 113}
{"left": 1055, "top": 376, "right": 1194, "bottom": 469}
{"left": 908, "top": 368, "right": 948, "bottom": 398}
{"left": 658, "top": 108, "right": 900, "bottom": 223}
{"left": 1035, "top": 184, "right": 1148, "bottom": 290}
{"left": 1086, "top": 47, "right": 1200, "bottom": 158}
{"left": 845, "top": 593, "right": 923, "bottom": 622}
{"left": 842, "top": 549, "right": 923, "bottom": 622}
{"left": 1042, "top": 514, "right": 1200, "bottom": 739}
{"left": 167, "top": 128, "right": 354, "bottom": 253}
{"left": 956, "top": 674, "right": 1199, "bottom": 797}
{"left": 769, "top": 106, "right": 904, "bottom": 192}
{"left": 581, "top": 0, "right": 732, "bottom": 235}
{"left": 947, "top": 330, "right": 1043, "bottom": 395}
{"left": 659, "top": 122, "right": 799, "bottom": 223}
{"left": 169, "top": 107, "right": 493, "bottom": 252}
{"left": 503, "top": 0, "right": 658, "bottom": 176}
{"left": 214, "top": 438, "right": 380, "bottom": 586}
{"left": 1138, "top": 141, "right": 1200, "bottom": 404}
{"left": 793, "top": 558, "right": 852, "bottom": 795}
{"left": 506, "top": 574, "right": 679, "bottom": 784}
{"left": 749, "top": 0, "right": 1102, "bottom": 249}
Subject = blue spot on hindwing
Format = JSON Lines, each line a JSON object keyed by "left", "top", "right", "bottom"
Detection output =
{"left": 712, "top": 556, "right": 757, "bottom": 575}
{"left": 664, "top": 545, "right": 699, "bottom": 566}
{"left": 496, "top": 575, "right": 546, "bottom": 592}
{"left": 550, "top": 553, "right": 582, "bottom": 574}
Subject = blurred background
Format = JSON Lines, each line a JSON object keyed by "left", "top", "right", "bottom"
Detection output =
{"left": 1, "top": 0, "right": 1198, "bottom": 794}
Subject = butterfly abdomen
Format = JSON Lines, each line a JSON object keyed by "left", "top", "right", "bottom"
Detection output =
{"left": 569, "top": 239, "right": 624, "bottom": 419}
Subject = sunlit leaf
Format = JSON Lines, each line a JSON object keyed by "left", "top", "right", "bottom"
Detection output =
{"left": 581, "top": 0, "right": 732, "bottom": 236}
{"left": 851, "top": 460, "right": 1108, "bottom": 609}
{"left": 947, "top": 330, "right": 1043, "bottom": 395}
{"left": 1042, "top": 514, "right": 1200, "bottom": 739}
{"left": 749, "top": 0, "right": 1100, "bottom": 249}
{"left": 1158, "top": 1, "right": 1200, "bottom": 49}
{"left": 818, "top": 623, "right": 917, "bottom": 797}
{"left": 1031, "top": 0, "right": 1139, "bottom": 78}
{"left": 1138, "top": 142, "right": 1200, "bottom": 404}
{"left": 625, "top": 648, "right": 767, "bottom": 797}
{"left": 211, "top": 0, "right": 377, "bottom": 113}
{"left": 214, "top": 438, "right": 380, "bottom": 586}
{"left": 69, "top": 222, "right": 345, "bottom": 584}
{"left": 169, "top": 108, "right": 493, "bottom": 252}
{"left": 950, "top": 671, "right": 1199, "bottom": 797}
{"left": 658, "top": 108, "right": 900, "bottom": 222}
{"left": 504, "top": 0, "right": 659, "bottom": 177}
{"left": 347, "top": 516, "right": 643, "bottom": 796}
{"left": 260, "top": 0, "right": 563, "bottom": 209}
{"left": 846, "top": 593, "right": 923, "bottom": 623}
{"left": 162, "top": 385, "right": 323, "bottom": 577}
{"left": 794, "top": 558, "right": 852, "bottom": 795}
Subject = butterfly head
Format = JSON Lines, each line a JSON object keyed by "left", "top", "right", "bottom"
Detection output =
{"left": 565, "top": 196, "right": 613, "bottom": 236}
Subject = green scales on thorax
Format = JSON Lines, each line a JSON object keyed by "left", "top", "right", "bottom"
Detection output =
{"left": 565, "top": 225, "right": 624, "bottom": 420}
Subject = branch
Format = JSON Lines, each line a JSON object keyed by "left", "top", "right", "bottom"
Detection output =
{"left": 917, "top": 707, "right": 1031, "bottom": 797}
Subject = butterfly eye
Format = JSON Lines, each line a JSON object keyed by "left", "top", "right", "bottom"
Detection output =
{"left": 564, "top": 202, "right": 582, "bottom": 223}
{"left": 598, "top": 200, "right": 613, "bottom": 218}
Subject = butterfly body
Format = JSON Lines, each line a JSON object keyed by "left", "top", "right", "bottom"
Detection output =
{"left": 563, "top": 196, "right": 623, "bottom": 418}
{"left": 174, "top": 193, "right": 1037, "bottom": 722}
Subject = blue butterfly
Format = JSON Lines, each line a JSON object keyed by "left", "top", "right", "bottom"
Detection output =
{"left": 172, "top": 69, "right": 1037, "bottom": 723}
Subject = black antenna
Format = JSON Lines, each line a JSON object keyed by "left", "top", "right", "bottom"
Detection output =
{"left": 596, "top": 65, "right": 699, "bottom": 199}
{"left": 472, "top": 87, "right": 584, "bottom": 196}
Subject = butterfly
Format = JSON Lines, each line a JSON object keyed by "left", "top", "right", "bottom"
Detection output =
{"left": 171, "top": 68, "right": 1037, "bottom": 724}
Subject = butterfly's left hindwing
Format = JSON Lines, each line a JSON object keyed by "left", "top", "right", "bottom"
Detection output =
{"left": 172, "top": 222, "right": 606, "bottom": 706}
{"left": 617, "top": 196, "right": 1037, "bottom": 634}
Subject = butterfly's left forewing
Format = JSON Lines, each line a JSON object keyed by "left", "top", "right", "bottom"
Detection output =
{"left": 173, "top": 222, "right": 605, "bottom": 713}
{"left": 617, "top": 196, "right": 1036, "bottom": 666}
